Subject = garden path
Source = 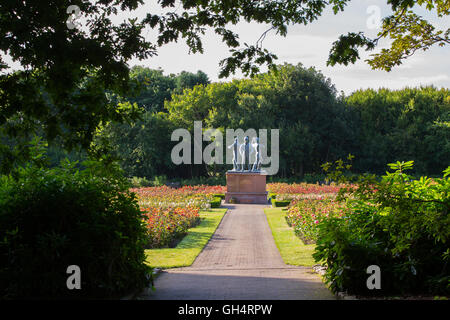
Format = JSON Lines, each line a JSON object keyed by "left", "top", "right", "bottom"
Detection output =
{"left": 140, "top": 204, "right": 336, "bottom": 300}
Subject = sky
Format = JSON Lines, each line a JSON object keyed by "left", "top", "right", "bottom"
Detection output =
{"left": 123, "top": 0, "right": 450, "bottom": 95}
{"left": 3, "top": 0, "right": 449, "bottom": 96}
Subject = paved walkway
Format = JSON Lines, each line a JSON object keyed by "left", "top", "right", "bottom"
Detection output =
{"left": 141, "top": 204, "right": 336, "bottom": 300}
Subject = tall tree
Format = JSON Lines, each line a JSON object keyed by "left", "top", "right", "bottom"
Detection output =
{"left": 1, "top": 0, "right": 447, "bottom": 173}
{"left": 165, "top": 63, "right": 352, "bottom": 178}
{"left": 328, "top": 0, "right": 449, "bottom": 70}
{"left": 174, "top": 70, "right": 210, "bottom": 93}
{"left": 127, "top": 66, "right": 176, "bottom": 113}
{"left": 0, "top": 0, "right": 348, "bottom": 171}
{"left": 346, "top": 86, "right": 450, "bottom": 175}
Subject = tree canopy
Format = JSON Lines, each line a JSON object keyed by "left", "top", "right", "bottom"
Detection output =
{"left": 96, "top": 64, "right": 449, "bottom": 180}
{"left": 327, "top": 0, "right": 449, "bottom": 70}
{"left": 0, "top": 0, "right": 448, "bottom": 174}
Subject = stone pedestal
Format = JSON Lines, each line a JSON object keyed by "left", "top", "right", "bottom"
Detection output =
{"left": 225, "top": 172, "right": 268, "bottom": 204}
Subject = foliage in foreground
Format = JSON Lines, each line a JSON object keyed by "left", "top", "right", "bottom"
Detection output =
{"left": 314, "top": 161, "right": 450, "bottom": 296}
{"left": 0, "top": 141, "right": 150, "bottom": 299}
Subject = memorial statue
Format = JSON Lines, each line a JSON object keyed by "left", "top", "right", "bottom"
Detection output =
{"left": 227, "top": 137, "right": 239, "bottom": 171}
{"left": 251, "top": 137, "right": 262, "bottom": 172}
{"left": 224, "top": 136, "right": 268, "bottom": 204}
{"left": 239, "top": 136, "right": 251, "bottom": 171}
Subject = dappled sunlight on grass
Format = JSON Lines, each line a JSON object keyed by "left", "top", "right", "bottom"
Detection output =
{"left": 145, "top": 208, "right": 227, "bottom": 269}
{"left": 264, "top": 208, "right": 316, "bottom": 267}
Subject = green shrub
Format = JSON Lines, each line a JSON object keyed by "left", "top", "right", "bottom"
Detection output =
{"left": 130, "top": 176, "right": 152, "bottom": 187}
{"left": 0, "top": 155, "right": 151, "bottom": 299}
{"left": 213, "top": 193, "right": 225, "bottom": 200}
{"left": 151, "top": 175, "right": 167, "bottom": 186}
{"left": 210, "top": 197, "right": 222, "bottom": 208}
{"left": 314, "top": 211, "right": 397, "bottom": 295}
{"left": 268, "top": 192, "right": 277, "bottom": 201}
{"left": 272, "top": 198, "right": 291, "bottom": 207}
{"left": 314, "top": 161, "right": 450, "bottom": 296}
{"left": 180, "top": 176, "right": 226, "bottom": 186}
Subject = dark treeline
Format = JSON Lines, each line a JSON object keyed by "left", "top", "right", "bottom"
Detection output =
{"left": 55, "top": 63, "right": 449, "bottom": 181}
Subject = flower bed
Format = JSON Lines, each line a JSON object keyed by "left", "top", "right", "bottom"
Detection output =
{"left": 131, "top": 185, "right": 226, "bottom": 209}
{"left": 286, "top": 197, "right": 349, "bottom": 243}
{"left": 141, "top": 206, "right": 200, "bottom": 248}
{"left": 267, "top": 182, "right": 342, "bottom": 195}
{"left": 131, "top": 185, "right": 226, "bottom": 248}
{"left": 267, "top": 182, "right": 346, "bottom": 201}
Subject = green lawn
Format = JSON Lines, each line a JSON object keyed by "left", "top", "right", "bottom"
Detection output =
{"left": 145, "top": 208, "right": 227, "bottom": 269}
{"left": 264, "top": 207, "right": 316, "bottom": 267}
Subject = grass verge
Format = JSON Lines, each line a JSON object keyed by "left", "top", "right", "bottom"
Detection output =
{"left": 264, "top": 207, "right": 316, "bottom": 267}
{"left": 144, "top": 208, "right": 227, "bottom": 269}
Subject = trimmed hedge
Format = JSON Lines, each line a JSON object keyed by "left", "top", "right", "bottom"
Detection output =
{"left": 271, "top": 198, "right": 291, "bottom": 207}
{"left": 210, "top": 197, "right": 222, "bottom": 208}
{"left": 213, "top": 193, "right": 225, "bottom": 200}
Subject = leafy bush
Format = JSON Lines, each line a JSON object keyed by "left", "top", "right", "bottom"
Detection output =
{"left": 151, "top": 175, "right": 167, "bottom": 186}
{"left": 210, "top": 197, "right": 222, "bottom": 208}
{"left": 314, "top": 161, "right": 450, "bottom": 296}
{"left": 130, "top": 176, "right": 153, "bottom": 187}
{"left": 142, "top": 206, "right": 200, "bottom": 248}
{"left": 0, "top": 144, "right": 150, "bottom": 299}
{"left": 272, "top": 199, "right": 291, "bottom": 207}
{"left": 213, "top": 193, "right": 225, "bottom": 200}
